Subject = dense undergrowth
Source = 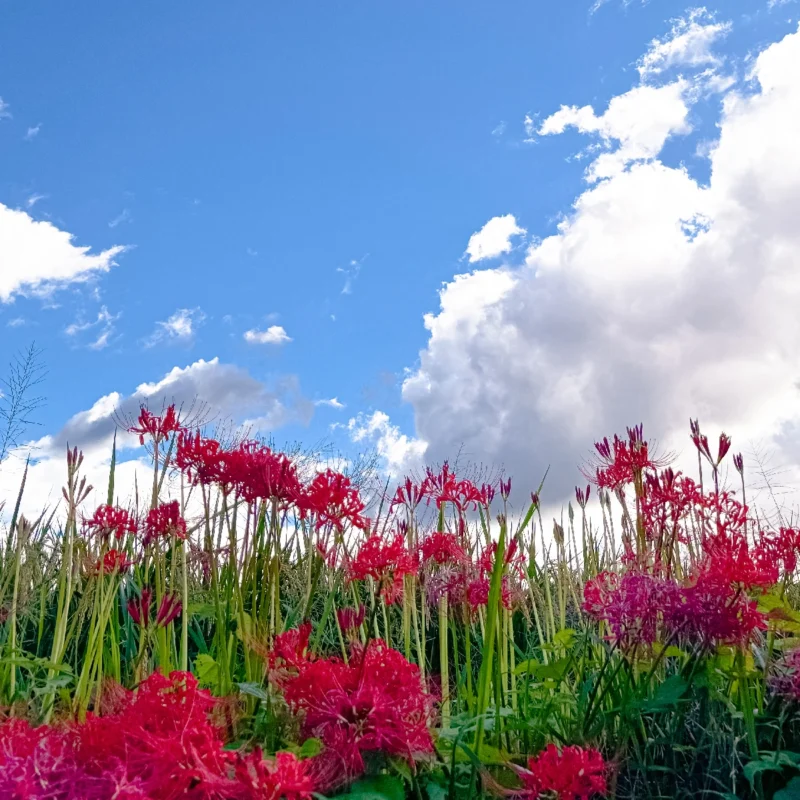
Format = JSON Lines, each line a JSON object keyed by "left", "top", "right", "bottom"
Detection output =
{"left": 2, "top": 407, "right": 800, "bottom": 799}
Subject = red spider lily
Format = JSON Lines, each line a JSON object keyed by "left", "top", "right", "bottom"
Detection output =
{"left": 422, "top": 462, "right": 485, "bottom": 512}
{"left": 575, "top": 484, "right": 591, "bottom": 509}
{"left": 235, "top": 442, "right": 305, "bottom": 506}
{"left": 466, "top": 577, "right": 490, "bottom": 608}
{"left": 94, "top": 548, "right": 135, "bottom": 575}
{"left": 303, "top": 469, "right": 368, "bottom": 531}
{"left": 701, "top": 530, "right": 778, "bottom": 591}
{"left": 421, "top": 531, "right": 468, "bottom": 565}
{"left": 144, "top": 501, "right": 187, "bottom": 546}
{"left": 500, "top": 477, "right": 512, "bottom": 501}
{"left": 733, "top": 452, "right": 744, "bottom": 474}
{"left": 232, "top": 748, "right": 316, "bottom": 800}
{"left": 128, "top": 403, "right": 183, "bottom": 446}
{"left": 592, "top": 425, "right": 660, "bottom": 490}
{"left": 155, "top": 592, "right": 182, "bottom": 628}
{"left": 482, "top": 483, "right": 496, "bottom": 506}
{"left": 667, "top": 573, "right": 767, "bottom": 649}
{"left": 477, "top": 539, "right": 524, "bottom": 579}
{"left": 465, "top": 575, "right": 514, "bottom": 611}
{"left": 337, "top": 605, "right": 366, "bottom": 639}
{"left": 347, "top": 534, "right": 418, "bottom": 604}
{"left": 127, "top": 587, "right": 153, "bottom": 627}
{"left": 514, "top": 744, "right": 608, "bottom": 800}
{"left": 758, "top": 526, "right": 800, "bottom": 573}
{"left": 583, "top": 571, "right": 677, "bottom": 648}
{"left": 0, "top": 670, "right": 316, "bottom": 800}
{"left": 83, "top": 504, "right": 138, "bottom": 541}
{"left": 390, "top": 476, "right": 427, "bottom": 510}
{"left": 175, "top": 430, "right": 228, "bottom": 486}
{"left": 271, "top": 622, "right": 313, "bottom": 671}
{"left": 281, "top": 640, "right": 433, "bottom": 792}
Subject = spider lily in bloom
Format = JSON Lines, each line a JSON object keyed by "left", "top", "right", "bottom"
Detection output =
{"left": 513, "top": 744, "right": 608, "bottom": 800}
{"left": 421, "top": 531, "right": 468, "bottom": 566}
{"left": 347, "top": 534, "right": 418, "bottom": 604}
{"left": 83, "top": 504, "right": 138, "bottom": 542}
{"left": 93, "top": 549, "right": 135, "bottom": 576}
{"left": 236, "top": 442, "right": 305, "bottom": 505}
{"left": 279, "top": 640, "right": 433, "bottom": 792}
{"left": 302, "top": 469, "right": 368, "bottom": 531}
{"left": 126, "top": 587, "right": 153, "bottom": 627}
{"left": 143, "top": 500, "right": 187, "bottom": 546}
{"left": 175, "top": 430, "right": 227, "bottom": 486}
{"left": 592, "top": 425, "right": 659, "bottom": 490}
{"left": 127, "top": 403, "right": 183, "bottom": 446}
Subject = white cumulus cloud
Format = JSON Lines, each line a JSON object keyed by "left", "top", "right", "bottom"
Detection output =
{"left": 0, "top": 358, "right": 314, "bottom": 518}
{"left": 0, "top": 204, "right": 125, "bottom": 303}
{"left": 465, "top": 214, "right": 526, "bottom": 263}
{"left": 244, "top": 325, "right": 292, "bottom": 345}
{"left": 348, "top": 411, "right": 427, "bottom": 478}
{"left": 402, "top": 24, "right": 800, "bottom": 508}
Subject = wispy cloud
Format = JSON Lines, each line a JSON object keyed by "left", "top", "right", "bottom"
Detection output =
{"left": 0, "top": 97, "right": 10, "bottom": 119}
{"left": 337, "top": 254, "right": 368, "bottom": 295}
{"left": 243, "top": 325, "right": 292, "bottom": 345}
{"left": 65, "top": 305, "right": 121, "bottom": 350}
{"left": 26, "top": 193, "right": 48, "bottom": 209}
{"left": 145, "top": 308, "right": 206, "bottom": 348}
{"left": 315, "top": 397, "right": 345, "bottom": 410}
{"left": 64, "top": 306, "right": 122, "bottom": 350}
{"left": 491, "top": 121, "right": 507, "bottom": 138}
{"left": 246, "top": 247, "right": 258, "bottom": 257}
{"left": 6, "top": 317, "right": 26, "bottom": 328}
{"left": 637, "top": 8, "right": 731, "bottom": 81}
{"left": 24, "top": 123, "right": 41, "bottom": 140}
{"left": 108, "top": 209, "right": 132, "bottom": 228}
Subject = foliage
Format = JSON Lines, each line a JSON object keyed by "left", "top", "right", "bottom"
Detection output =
{"left": 2, "top": 408, "right": 800, "bottom": 798}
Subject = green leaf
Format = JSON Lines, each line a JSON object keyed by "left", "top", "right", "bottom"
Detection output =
{"left": 237, "top": 681, "right": 269, "bottom": 702}
{"left": 641, "top": 674, "right": 688, "bottom": 712}
{"left": 299, "top": 738, "right": 322, "bottom": 758}
{"left": 776, "top": 777, "right": 800, "bottom": 799}
{"left": 553, "top": 628, "right": 576, "bottom": 649}
{"left": 423, "top": 778, "right": 448, "bottom": 800}
{"left": 514, "top": 658, "right": 540, "bottom": 676}
{"left": 195, "top": 654, "right": 219, "bottom": 688}
{"left": 743, "top": 758, "right": 784, "bottom": 788}
{"left": 339, "top": 775, "right": 406, "bottom": 800}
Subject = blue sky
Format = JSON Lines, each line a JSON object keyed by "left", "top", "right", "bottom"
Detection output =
{"left": 2, "top": 1, "right": 800, "bottom": 509}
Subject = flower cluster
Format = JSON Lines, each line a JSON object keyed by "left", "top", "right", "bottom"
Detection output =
{"left": 0, "top": 671, "right": 315, "bottom": 799}
{"left": 272, "top": 635, "right": 434, "bottom": 792}
{"left": 347, "top": 534, "right": 418, "bottom": 604}
{"left": 515, "top": 744, "right": 608, "bottom": 800}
